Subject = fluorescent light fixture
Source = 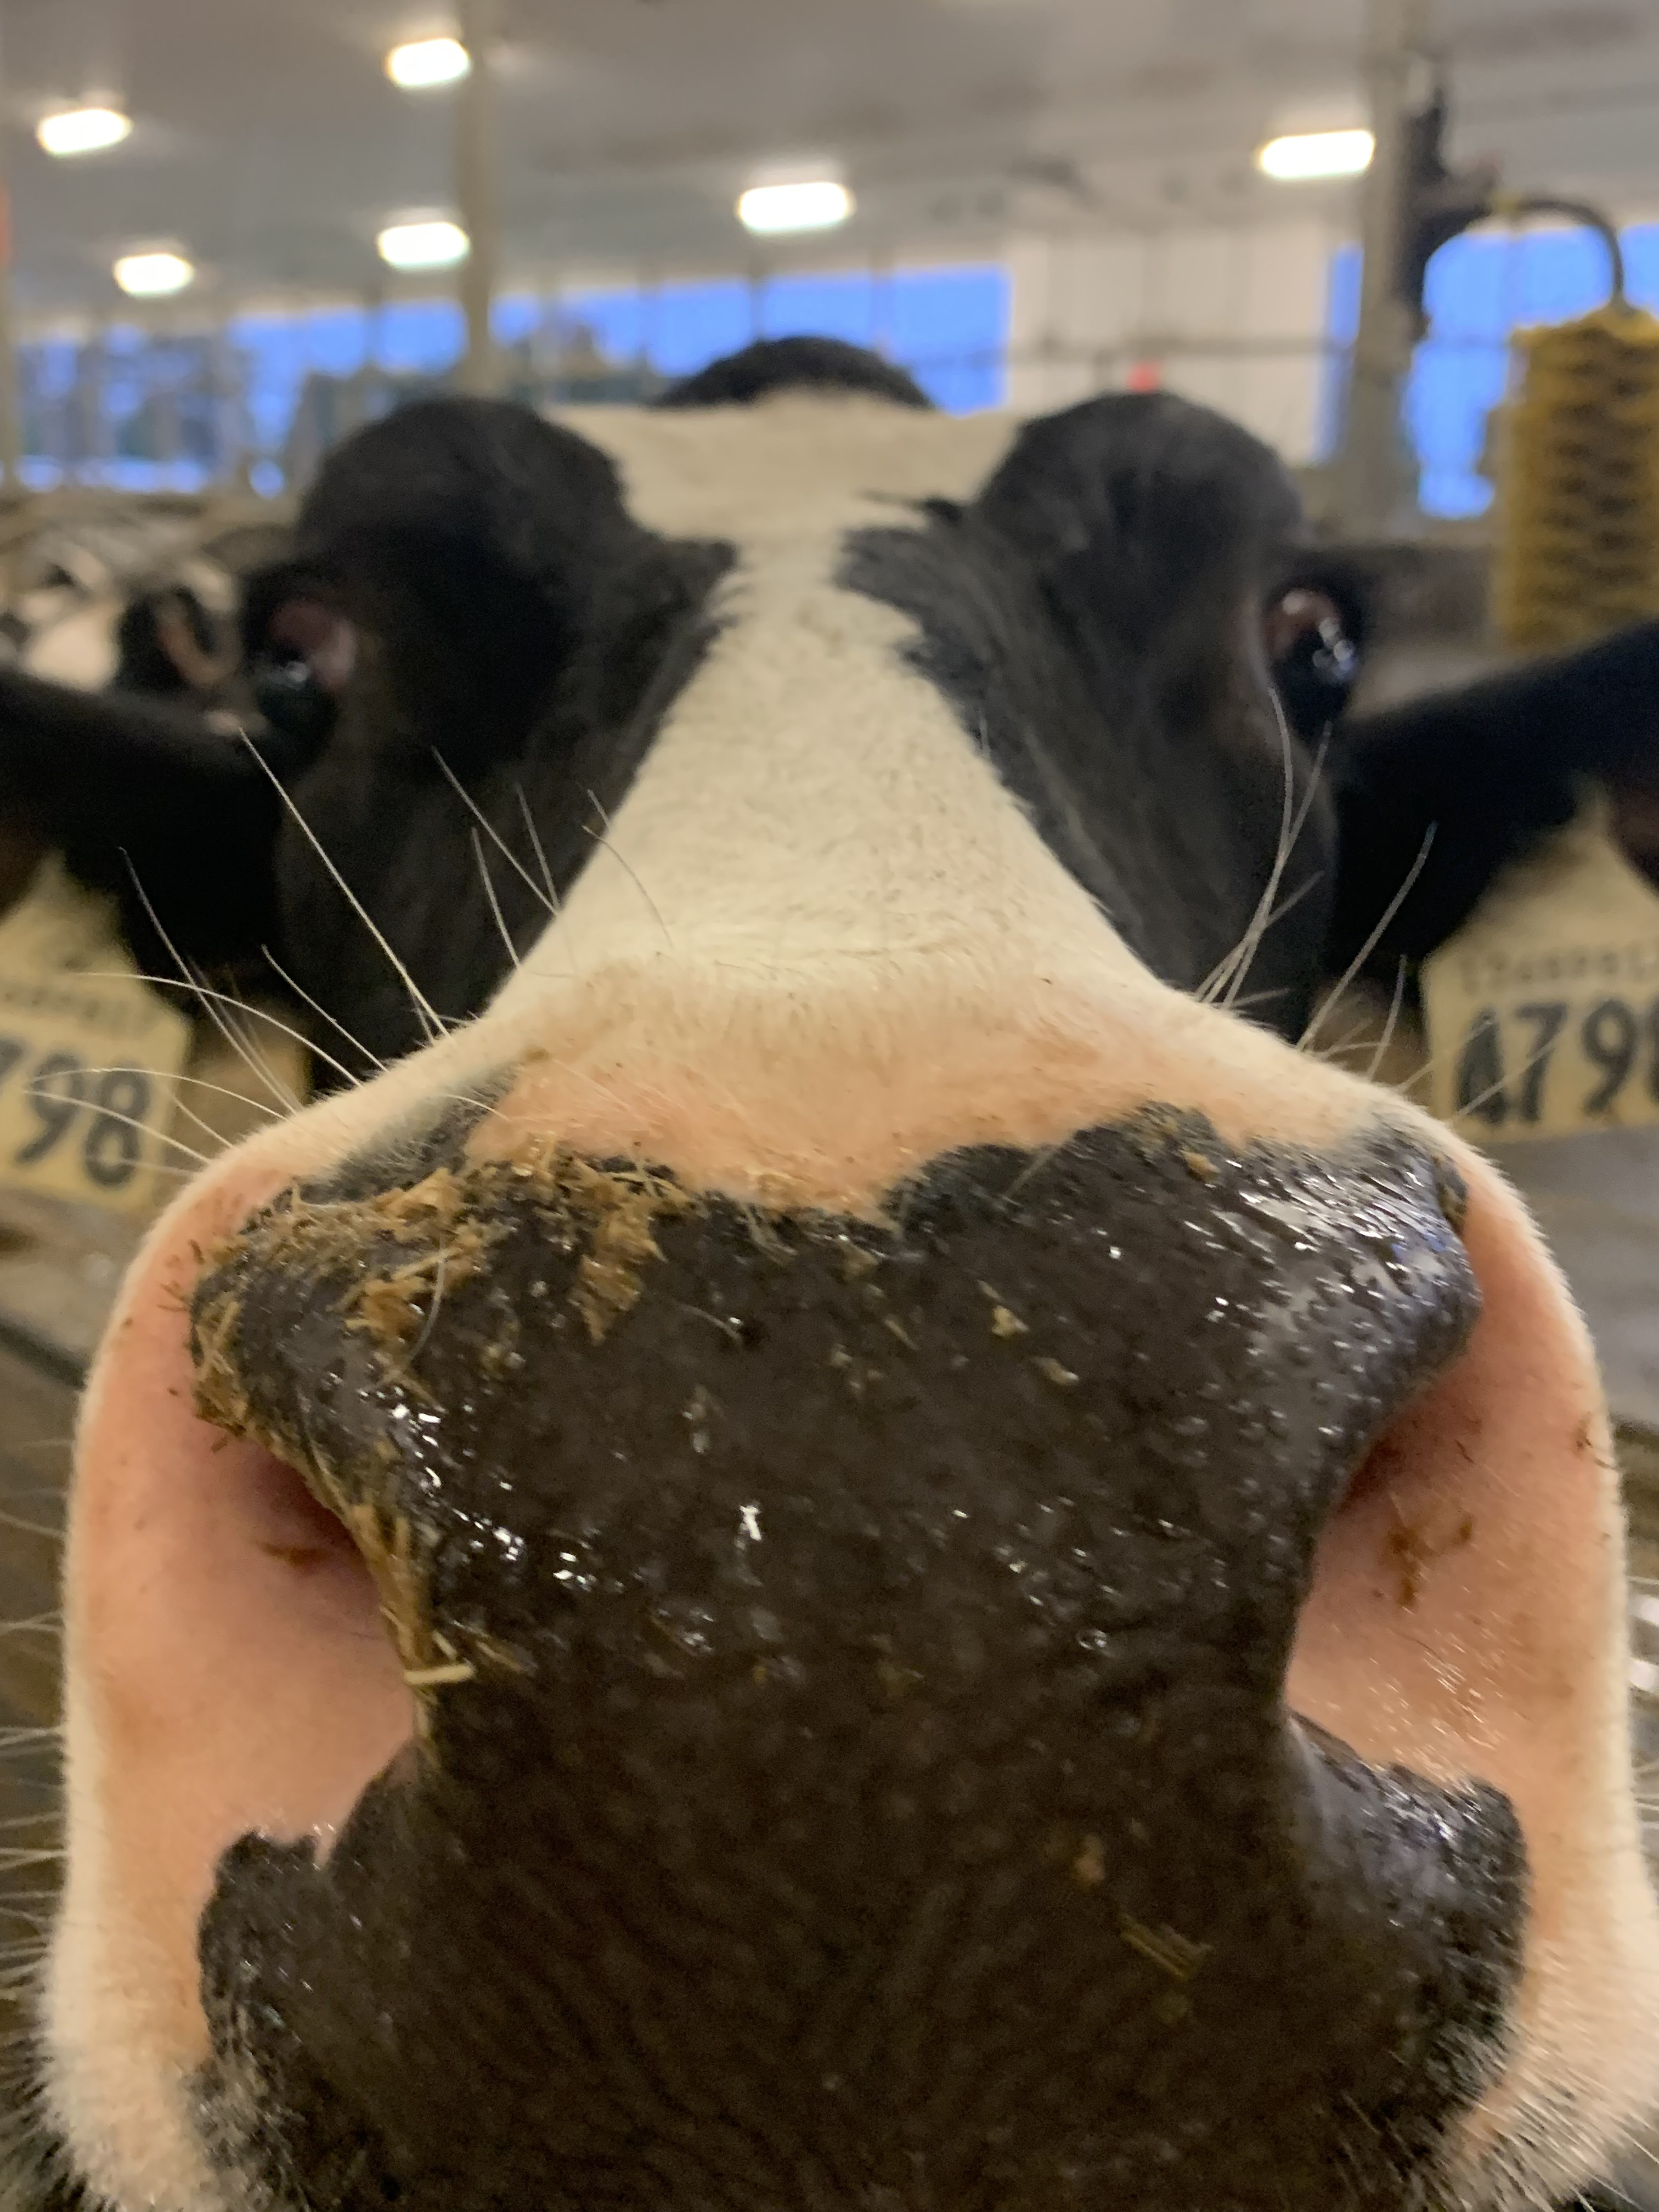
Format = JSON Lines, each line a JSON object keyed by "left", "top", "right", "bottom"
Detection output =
{"left": 113, "top": 250, "right": 194, "bottom": 297}
{"left": 386, "top": 37, "right": 471, "bottom": 88}
{"left": 736, "top": 179, "right": 853, "bottom": 235}
{"left": 377, "top": 218, "right": 470, "bottom": 270}
{"left": 1256, "top": 128, "right": 1375, "bottom": 182}
{"left": 38, "top": 106, "right": 133, "bottom": 157}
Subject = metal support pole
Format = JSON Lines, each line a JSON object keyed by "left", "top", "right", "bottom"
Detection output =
{"left": 0, "top": 14, "right": 25, "bottom": 488}
{"left": 0, "top": 248, "right": 24, "bottom": 490}
{"left": 1334, "top": 0, "right": 1434, "bottom": 537}
{"left": 455, "top": 0, "right": 501, "bottom": 397}
{"left": 211, "top": 322, "right": 250, "bottom": 490}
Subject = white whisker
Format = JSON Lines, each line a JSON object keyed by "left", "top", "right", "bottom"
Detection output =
{"left": 1216, "top": 689, "right": 1302, "bottom": 1011}
{"left": 81, "top": 968, "right": 345, "bottom": 1091}
{"left": 1364, "top": 959, "right": 1413, "bottom": 1088}
{"left": 48, "top": 1098, "right": 212, "bottom": 1171}
{"left": 1371, "top": 974, "right": 1571, "bottom": 1127}
{"left": 258, "top": 951, "right": 380, "bottom": 1083}
{"left": 0, "top": 1510, "right": 61, "bottom": 1544}
{"left": 237, "top": 736, "right": 447, "bottom": 1043}
{"left": 515, "top": 785, "right": 561, "bottom": 913}
{"left": 470, "top": 830, "right": 521, "bottom": 971}
{"left": 75, "top": 1065, "right": 287, "bottom": 1141}
{"left": 1300, "top": 827, "right": 1436, "bottom": 1056}
{"left": 1187, "top": 877, "right": 1328, "bottom": 1021}
{"left": 121, "top": 868, "right": 304, "bottom": 1116}
{"left": 433, "top": 753, "right": 555, "bottom": 917}
{"left": 585, "top": 785, "right": 671, "bottom": 951}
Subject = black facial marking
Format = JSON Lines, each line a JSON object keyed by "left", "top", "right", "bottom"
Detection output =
{"left": 841, "top": 394, "right": 1335, "bottom": 1041}
{"left": 186, "top": 1109, "right": 1519, "bottom": 2212}
{"left": 277, "top": 532, "right": 733, "bottom": 1076}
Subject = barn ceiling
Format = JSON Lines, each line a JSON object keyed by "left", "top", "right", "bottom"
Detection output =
{"left": 4, "top": 0, "right": 1659, "bottom": 323}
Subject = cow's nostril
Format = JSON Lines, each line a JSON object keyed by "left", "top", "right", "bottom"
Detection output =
{"left": 232, "top": 1441, "right": 383, "bottom": 1632}
{"left": 1288, "top": 1146, "right": 1623, "bottom": 1849}
{"left": 61, "top": 1200, "right": 422, "bottom": 1966}
{"left": 156, "top": 1417, "right": 419, "bottom": 1842}
{"left": 239, "top": 1442, "right": 352, "bottom": 1570}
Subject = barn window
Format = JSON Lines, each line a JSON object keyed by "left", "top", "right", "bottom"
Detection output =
{"left": 1329, "top": 220, "right": 1659, "bottom": 521}
{"left": 11, "top": 261, "right": 1011, "bottom": 494}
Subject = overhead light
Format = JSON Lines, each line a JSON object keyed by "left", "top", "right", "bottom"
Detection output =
{"left": 1256, "top": 128, "right": 1375, "bottom": 182}
{"left": 113, "top": 250, "right": 194, "bottom": 297}
{"left": 737, "top": 179, "right": 854, "bottom": 235}
{"left": 38, "top": 106, "right": 133, "bottom": 158}
{"left": 386, "top": 37, "right": 471, "bottom": 88}
{"left": 377, "top": 218, "right": 470, "bottom": 270}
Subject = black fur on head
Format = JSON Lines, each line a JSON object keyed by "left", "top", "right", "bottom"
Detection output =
{"left": 655, "top": 334, "right": 933, "bottom": 411}
{"left": 845, "top": 391, "right": 1331, "bottom": 1038}
{"left": 287, "top": 396, "right": 656, "bottom": 772}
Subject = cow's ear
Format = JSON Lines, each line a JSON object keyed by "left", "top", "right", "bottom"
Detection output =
{"left": 289, "top": 397, "right": 652, "bottom": 772}
{"left": 1325, "top": 620, "right": 1659, "bottom": 973}
{"left": 0, "top": 669, "right": 287, "bottom": 978}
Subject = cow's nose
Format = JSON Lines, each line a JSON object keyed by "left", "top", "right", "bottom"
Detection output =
{"left": 73, "top": 1103, "right": 1564, "bottom": 2205}
{"left": 188, "top": 1115, "right": 1480, "bottom": 1719}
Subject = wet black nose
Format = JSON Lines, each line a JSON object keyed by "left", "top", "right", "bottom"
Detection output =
{"left": 192, "top": 1107, "right": 1478, "bottom": 1693}
{"left": 189, "top": 1109, "right": 1518, "bottom": 2212}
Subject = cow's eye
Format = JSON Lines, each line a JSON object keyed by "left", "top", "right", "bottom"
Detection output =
{"left": 250, "top": 596, "right": 357, "bottom": 746}
{"left": 1266, "top": 588, "right": 1360, "bottom": 739}
{"left": 251, "top": 653, "right": 335, "bottom": 746}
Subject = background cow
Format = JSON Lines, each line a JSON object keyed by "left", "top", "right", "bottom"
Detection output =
{"left": 2, "top": 340, "right": 1657, "bottom": 2212}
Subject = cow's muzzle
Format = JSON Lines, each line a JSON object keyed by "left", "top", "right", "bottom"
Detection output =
{"left": 174, "top": 1111, "right": 1526, "bottom": 2212}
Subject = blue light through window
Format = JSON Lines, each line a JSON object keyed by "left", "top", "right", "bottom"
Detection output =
{"left": 13, "top": 259, "right": 1012, "bottom": 491}
{"left": 1329, "top": 222, "right": 1657, "bottom": 519}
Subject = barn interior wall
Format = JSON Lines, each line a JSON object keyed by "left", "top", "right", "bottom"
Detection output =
{"left": 1005, "top": 217, "right": 1349, "bottom": 466}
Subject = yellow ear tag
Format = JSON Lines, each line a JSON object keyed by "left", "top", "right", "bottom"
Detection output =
{"left": 0, "top": 857, "right": 191, "bottom": 1214}
{"left": 1423, "top": 793, "right": 1659, "bottom": 1142}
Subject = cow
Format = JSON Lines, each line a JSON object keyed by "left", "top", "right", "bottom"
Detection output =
{"left": 3, "top": 336, "right": 1659, "bottom": 2212}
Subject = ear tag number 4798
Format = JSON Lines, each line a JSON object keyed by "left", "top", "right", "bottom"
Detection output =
{"left": 1424, "top": 798, "right": 1659, "bottom": 1143}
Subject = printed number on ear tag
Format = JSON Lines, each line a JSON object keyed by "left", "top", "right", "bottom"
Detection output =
{"left": 1423, "top": 797, "right": 1659, "bottom": 1142}
{"left": 0, "top": 861, "right": 191, "bottom": 1214}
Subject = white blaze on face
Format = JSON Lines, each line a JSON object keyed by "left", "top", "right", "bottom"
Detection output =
{"left": 498, "top": 396, "right": 1365, "bottom": 1195}
{"left": 42, "top": 394, "right": 1659, "bottom": 2212}
{"left": 512, "top": 402, "right": 1135, "bottom": 1006}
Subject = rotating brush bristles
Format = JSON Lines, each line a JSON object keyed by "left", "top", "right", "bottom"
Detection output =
{"left": 1493, "top": 297, "right": 1659, "bottom": 650}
